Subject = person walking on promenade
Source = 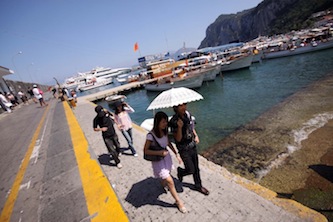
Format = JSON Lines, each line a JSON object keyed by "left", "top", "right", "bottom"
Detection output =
{"left": 143, "top": 111, "right": 187, "bottom": 213}
{"left": 93, "top": 105, "right": 122, "bottom": 169}
{"left": 32, "top": 85, "right": 48, "bottom": 107}
{"left": 114, "top": 101, "right": 138, "bottom": 156}
{"left": 0, "top": 92, "right": 13, "bottom": 113}
{"left": 71, "top": 89, "right": 77, "bottom": 101}
{"left": 51, "top": 87, "right": 57, "bottom": 98}
{"left": 27, "top": 87, "right": 37, "bottom": 103}
{"left": 169, "top": 103, "right": 210, "bottom": 195}
{"left": 67, "top": 89, "right": 77, "bottom": 109}
{"left": 18, "top": 91, "right": 28, "bottom": 105}
{"left": 6, "top": 92, "right": 19, "bottom": 107}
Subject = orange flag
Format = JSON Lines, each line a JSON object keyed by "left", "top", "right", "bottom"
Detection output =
{"left": 134, "top": 42, "right": 139, "bottom": 52}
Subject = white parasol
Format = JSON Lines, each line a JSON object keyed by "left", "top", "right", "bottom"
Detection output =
{"left": 146, "top": 87, "right": 203, "bottom": 111}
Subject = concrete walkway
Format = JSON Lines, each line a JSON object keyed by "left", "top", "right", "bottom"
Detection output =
{"left": 73, "top": 95, "right": 326, "bottom": 222}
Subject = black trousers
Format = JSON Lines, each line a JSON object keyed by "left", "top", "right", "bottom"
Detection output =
{"left": 178, "top": 145, "right": 202, "bottom": 188}
{"left": 103, "top": 135, "right": 121, "bottom": 164}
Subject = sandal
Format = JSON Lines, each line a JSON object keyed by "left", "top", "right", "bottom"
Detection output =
{"left": 175, "top": 202, "right": 187, "bottom": 214}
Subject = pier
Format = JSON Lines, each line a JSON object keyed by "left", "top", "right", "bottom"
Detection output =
{"left": 79, "top": 78, "right": 158, "bottom": 102}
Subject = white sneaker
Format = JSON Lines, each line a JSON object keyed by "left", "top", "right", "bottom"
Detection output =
{"left": 133, "top": 153, "right": 138, "bottom": 157}
{"left": 118, "top": 152, "right": 122, "bottom": 157}
{"left": 117, "top": 163, "right": 123, "bottom": 169}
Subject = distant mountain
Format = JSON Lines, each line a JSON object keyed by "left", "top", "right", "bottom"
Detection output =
{"left": 199, "top": 0, "right": 333, "bottom": 48}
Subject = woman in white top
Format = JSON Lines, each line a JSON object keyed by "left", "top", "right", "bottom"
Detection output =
{"left": 143, "top": 111, "right": 186, "bottom": 213}
{"left": 32, "top": 85, "right": 47, "bottom": 107}
{"left": 114, "top": 101, "right": 137, "bottom": 156}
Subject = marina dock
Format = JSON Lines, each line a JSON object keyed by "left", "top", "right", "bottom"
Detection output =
{"left": 78, "top": 79, "right": 156, "bottom": 102}
{"left": 0, "top": 83, "right": 327, "bottom": 222}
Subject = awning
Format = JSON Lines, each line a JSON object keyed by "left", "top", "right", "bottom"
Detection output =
{"left": 0, "top": 66, "right": 14, "bottom": 78}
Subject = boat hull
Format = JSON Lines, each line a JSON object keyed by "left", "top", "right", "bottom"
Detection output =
{"left": 203, "top": 65, "right": 220, "bottom": 81}
{"left": 78, "top": 78, "right": 113, "bottom": 91}
{"left": 252, "top": 50, "right": 263, "bottom": 63}
{"left": 145, "top": 74, "right": 204, "bottom": 92}
{"left": 262, "top": 40, "right": 333, "bottom": 59}
{"left": 220, "top": 54, "right": 253, "bottom": 72}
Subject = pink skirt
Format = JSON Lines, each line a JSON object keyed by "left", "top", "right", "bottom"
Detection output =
{"left": 151, "top": 152, "right": 174, "bottom": 179}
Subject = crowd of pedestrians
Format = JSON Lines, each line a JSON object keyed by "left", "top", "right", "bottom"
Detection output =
{"left": 0, "top": 84, "right": 50, "bottom": 114}
{"left": 1, "top": 83, "right": 210, "bottom": 215}
{"left": 93, "top": 100, "right": 209, "bottom": 214}
{"left": 0, "top": 83, "right": 86, "bottom": 114}
{"left": 0, "top": 84, "right": 81, "bottom": 115}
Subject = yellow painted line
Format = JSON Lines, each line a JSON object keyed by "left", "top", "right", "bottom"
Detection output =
{"left": 63, "top": 102, "right": 128, "bottom": 222}
{"left": 133, "top": 122, "right": 147, "bottom": 133}
{"left": 0, "top": 105, "right": 49, "bottom": 222}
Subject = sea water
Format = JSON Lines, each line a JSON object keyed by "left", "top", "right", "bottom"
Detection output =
{"left": 86, "top": 48, "right": 333, "bottom": 152}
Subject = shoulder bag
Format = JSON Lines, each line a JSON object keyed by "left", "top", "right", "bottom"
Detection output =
{"left": 144, "top": 132, "right": 166, "bottom": 162}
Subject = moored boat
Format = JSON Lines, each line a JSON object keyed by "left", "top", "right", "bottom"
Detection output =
{"left": 77, "top": 77, "right": 113, "bottom": 91}
{"left": 105, "top": 94, "right": 126, "bottom": 103}
{"left": 89, "top": 67, "right": 132, "bottom": 79}
{"left": 116, "top": 69, "right": 147, "bottom": 85}
{"left": 145, "top": 72, "right": 204, "bottom": 92}
{"left": 105, "top": 94, "right": 127, "bottom": 107}
{"left": 251, "top": 49, "right": 264, "bottom": 63}
{"left": 202, "top": 64, "right": 221, "bottom": 81}
{"left": 262, "top": 38, "right": 333, "bottom": 59}
{"left": 182, "top": 56, "right": 221, "bottom": 81}
{"left": 61, "top": 73, "right": 88, "bottom": 90}
{"left": 219, "top": 53, "right": 254, "bottom": 72}
{"left": 257, "top": 26, "right": 333, "bottom": 60}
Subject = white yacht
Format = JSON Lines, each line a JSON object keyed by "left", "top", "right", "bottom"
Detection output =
{"left": 62, "top": 72, "right": 88, "bottom": 90}
{"left": 90, "top": 67, "right": 132, "bottom": 80}
{"left": 76, "top": 76, "right": 113, "bottom": 92}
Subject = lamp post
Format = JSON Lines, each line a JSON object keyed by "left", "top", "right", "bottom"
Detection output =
{"left": 11, "top": 51, "right": 23, "bottom": 82}
{"left": 27, "top": 62, "right": 35, "bottom": 83}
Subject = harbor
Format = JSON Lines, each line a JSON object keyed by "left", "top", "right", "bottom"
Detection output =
{"left": 89, "top": 47, "right": 333, "bottom": 220}
{"left": 0, "top": 85, "right": 328, "bottom": 222}
{"left": 2, "top": 1, "right": 333, "bottom": 221}
{"left": 92, "top": 47, "right": 333, "bottom": 151}
{"left": 1, "top": 49, "right": 333, "bottom": 221}
{"left": 1, "top": 35, "right": 333, "bottom": 222}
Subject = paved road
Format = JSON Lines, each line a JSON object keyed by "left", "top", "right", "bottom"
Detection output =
{"left": 0, "top": 93, "right": 327, "bottom": 222}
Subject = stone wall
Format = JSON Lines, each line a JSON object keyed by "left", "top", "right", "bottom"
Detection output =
{"left": 4, "top": 79, "right": 50, "bottom": 95}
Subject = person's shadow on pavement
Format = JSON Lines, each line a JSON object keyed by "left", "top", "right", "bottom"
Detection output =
{"left": 125, "top": 177, "right": 181, "bottom": 208}
{"left": 98, "top": 153, "right": 114, "bottom": 166}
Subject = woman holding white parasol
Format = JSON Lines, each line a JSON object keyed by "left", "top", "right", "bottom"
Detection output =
{"left": 147, "top": 87, "right": 209, "bottom": 195}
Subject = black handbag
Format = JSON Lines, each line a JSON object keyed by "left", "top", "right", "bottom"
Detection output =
{"left": 144, "top": 132, "right": 166, "bottom": 161}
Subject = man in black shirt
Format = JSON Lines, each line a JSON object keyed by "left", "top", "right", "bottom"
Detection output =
{"left": 27, "top": 87, "right": 37, "bottom": 103}
{"left": 93, "top": 105, "right": 122, "bottom": 169}
{"left": 169, "top": 103, "right": 209, "bottom": 195}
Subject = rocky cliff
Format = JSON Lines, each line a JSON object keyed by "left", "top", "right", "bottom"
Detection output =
{"left": 199, "top": 0, "right": 333, "bottom": 48}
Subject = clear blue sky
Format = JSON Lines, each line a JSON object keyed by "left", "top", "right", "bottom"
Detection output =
{"left": 0, "top": 0, "right": 262, "bottom": 85}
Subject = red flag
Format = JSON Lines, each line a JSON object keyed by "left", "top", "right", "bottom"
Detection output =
{"left": 134, "top": 42, "right": 139, "bottom": 52}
